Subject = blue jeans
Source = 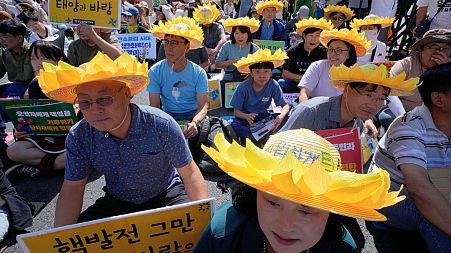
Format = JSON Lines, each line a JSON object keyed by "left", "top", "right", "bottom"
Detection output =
{"left": 0, "top": 206, "right": 10, "bottom": 242}
{"left": 277, "top": 78, "right": 300, "bottom": 93}
{"left": 376, "top": 198, "right": 451, "bottom": 253}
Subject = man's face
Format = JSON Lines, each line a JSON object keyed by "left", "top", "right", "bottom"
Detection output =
{"left": 330, "top": 13, "right": 345, "bottom": 29}
{"left": 163, "top": 35, "right": 189, "bottom": 63}
{"left": 0, "top": 33, "right": 23, "bottom": 49}
{"left": 250, "top": 68, "right": 272, "bottom": 86}
{"left": 125, "top": 15, "right": 139, "bottom": 26}
{"left": 303, "top": 31, "right": 321, "bottom": 51}
{"left": 263, "top": 7, "right": 277, "bottom": 22}
{"left": 420, "top": 42, "right": 451, "bottom": 69}
{"left": 344, "top": 84, "right": 389, "bottom": 120}
{"left": 26, "top": 20, "right": 45, "bottom": 33}
{"left": 76, "top": 80, "right": 131, "bottom": 132}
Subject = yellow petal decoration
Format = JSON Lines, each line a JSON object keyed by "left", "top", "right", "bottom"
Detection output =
{"left": 222, "top": 16, "right": 261, "bottom": 33}
{"left": 323, "top": 5, "right": 355, "bottom": 21}
{"left": 151, "top": 17, "right": 204, "bottom": 49}
{"left": 320, "top": 28, "right": 372, "bottom": 57}
{"left": 350, "top": 16, "right": 395, "bottom": 30}
{"left": 233, "top": 48, "right": 288, "bottom": 74}
{"left": 202, "top": 129, "right": 405, "bottom": 221}
{"left": 255, "top": 0, "right": 284, "bottom": 15}
{"left": 37, "top": 52, "right": 148, "bottom": 103}
{"left": 295, "top": 17, "right": 334, "bottom": 34}
{"left": 193, "top": 3, "right": 221, "bottom": 25}
{"left": 329, "top": 63, "right": 420, "bottom": 96}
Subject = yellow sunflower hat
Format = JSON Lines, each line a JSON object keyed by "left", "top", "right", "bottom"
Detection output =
{"left": 222, "top": 17, "right": 261, "bottom": 33}
{"left": 324, "top": 5, "right": 355, "bottom": 21}
{"left": 320, "top": 28, "right": 372, "bottom": 57}
{"left": 350, "top": 15, "right": 395, "bottom": 30}
{"left": 193, "top": 3, "right": 221, "bottom": 25}
{"left": 296, "top": 17, "right": 334, "bottom": 34}
{"left": 234, "top": 48, "right": 288, "bottom": 74}
{"left": 37, "top": 52, "right": 148, "bottom": 103}
{"left": 202, "top": 129, "right": 405, "bottom": 221}
{"left": 330, "top": 63, "right": 420, "bottom": 96}
{"left": 151, "top": 17, "right": 204, "bottom": 49}
{"left": 256, "top": 0, "right": 284, "bottom": 16}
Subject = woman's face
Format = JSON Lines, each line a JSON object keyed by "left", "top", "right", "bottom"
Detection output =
{"left": 327, "top": 40, "right": 350, "bottom": 66}
{"left": 30, "top": 49, "right": 58, "bottom": 75}
{"left": 330, "top": 13, "right": 345, "bottom": 29}
{"left": 257, "top": 191, "right": 329, "bottom": 253}
{"left": 233, "top": 28, "right": 249, "bottom": 46}
{"left": 156, "top": 11, "right": 165, "bottom": 21}
{"left": 26, "top": 20, "right": 45, "bottom": 34}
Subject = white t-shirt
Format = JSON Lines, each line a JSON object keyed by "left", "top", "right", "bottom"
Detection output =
{"left": 417, "top": 0, "right": 451, "bottom": 30}
{"left": 370, "top": 0, "right": 398, "bottom": 18}
{"left": 357, "top": 41, "right": 387, "bottom": 64}
{"left": 298, "top": 59, "right": 342, "bottom": 98}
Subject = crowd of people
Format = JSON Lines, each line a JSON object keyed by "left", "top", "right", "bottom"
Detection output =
{"left": 0, "top": 0, "right": 449, "bottom": 252}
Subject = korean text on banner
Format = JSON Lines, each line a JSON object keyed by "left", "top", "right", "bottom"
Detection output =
{"left": 117, "top": 34, "right": 157, "bottom": 59}
{"left": 315, "top": 127, "right": 363, "bottom": 173}
{"left": 18, "top": 198, "right": 215, "bottom": 253}
{"left": 254, "top": 40, "right": 285, "bottom": 53}
{"left": 49, "top": 0, "right": 121, "bottom": 29}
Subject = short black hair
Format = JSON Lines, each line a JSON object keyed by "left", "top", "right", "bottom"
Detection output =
{"left": 0, "top": 19, "right": 27, "bottom": 36}
{"left": 249, "top": 61, "right": 274, "bottom": 70}
{"left": 419, "top": 62, "right": 451, "bottom": 107}
{"left": 327, "top": 39, "right": 357, "bottom": 67}
{"left": 303, "top": 27, "right": 322, "bottom": 36}
{"left": 30, "top": 40, "right": 68, "bottom": 63}
{"left": 348, "top": 82, "right": 391, "bottom": 95}
{"left": 231, "top": 26, "right": 253, "bottom": 44}
{"left": 19, "top": 13, "right": 41, "bottom": 26}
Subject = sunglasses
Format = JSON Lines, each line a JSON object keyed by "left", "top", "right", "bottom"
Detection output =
{"left": 75, "top": 87, "right": 123, "bottom": 110}
{"left": 331, "top": 16, "right": 345, "bottom": 21}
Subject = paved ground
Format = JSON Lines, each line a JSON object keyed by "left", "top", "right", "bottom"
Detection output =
{"left": 2, "top": 90, "right": 429, "bottom": 253}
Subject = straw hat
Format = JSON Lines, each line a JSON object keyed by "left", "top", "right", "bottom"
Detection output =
{"left": 37, "top": 52, "right": 149, "bottom": 103}
{"left": 319, "top": 28, "right": 372, "bottom": 57}
{"left": 350, "top": 15, "right": 395, "bottom": 30}
{"left": 296, "top": 17, "right": 334, "bottom": 34}
{"left": 202, "top": 130, "right": 405, "bottom": 221}
{"left": 193, "top": 3, "right": 221, "bottom": 25}
{"left": 222, "top": 17, "right": 260, "bottom": 33}
{"left": 234, "top": 48, "right": 288, "bottom": 74}
{"left": 151, "top": 17, "right": 204, "bottom": 49}
{"left": 330, "top": 63, "right": 420, "bottom": 96}
{"left": 256, "top": 0, "right": 284, "bottom": 16}
{"left": 324, "top": 5, "right": 354, "bottom": 21}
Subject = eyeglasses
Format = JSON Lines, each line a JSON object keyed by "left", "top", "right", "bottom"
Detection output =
{"left": 162, "top": 39, "right": 186, "bottom": 47}
{"left": 76, "top": 96, "right": 115, "bottom": 110}
{"left": 423, "top": 45, "right": 451, "bottom": 52}
{"left": 326, "top": 48, "right": 349, "bottom": 55}
{"left": 352, "top": 87, "right": 388, "bottom": 105}
{"left": 331, "top": 16, "right": 345, "bottom": 21}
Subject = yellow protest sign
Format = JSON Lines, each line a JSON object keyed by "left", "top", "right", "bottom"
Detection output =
{"left": 49, "top": 0, "right": 121, "bottom": 29}
{"left": 208, "top": 79, "right": 221, "bottom": 110}
{"left": 18, "top": 198, "right": 215, "bottom": 253}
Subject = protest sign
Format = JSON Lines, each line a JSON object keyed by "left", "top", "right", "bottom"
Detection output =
{"left": 0, "top": 99, "right": 77, "bottom": 135}
{"left": 254, "top": 40, "right": 285, "bottom": 53}
{"left": 250, "top": 117, "right": 275, "bottom": 141}
{"left": 49, "top": 0, "right": 121, "bottom": 29}
{"left": 315, "top": 127, "right": 363, "bottom": 173}
{"left": 117, "top": 34, "right": 157, "bottom": 59}
{"left": 224, "top": 82, "right": 241, "bottom": 108}
{"left": 207, "top": 79, "right": 221, "bottom": 110}
{"left": 18, "top": 198, "right": 215, "bottom": 253}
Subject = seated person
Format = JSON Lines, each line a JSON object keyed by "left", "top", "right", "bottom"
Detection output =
{"left": 156, "top": 43, "right": 209, "bottom": 69}
{"left": 148, "top": 17, "right": 208, "bottom": 141}
{"left": 230, "top": 49, "right": 290, "bottom": 144}
{"left": 253, "top": 0, "right": 287, "bottom": 42}
{"left": 119, "top": 6, "right": 149, "bottom": 34}
{"left": 36, "top": 52, "right": 208, "bottom": 226}
{"left": 278, "top": 17, "right": 332, "bottom": 93}
{"left": 194, "top": 129, "right": 405, "bottom": 253}
{"left": 6, "top": 40, "right": 69, "bottom": 177}
{"left": 323, "top": 5, "right": 354, "bottom": 29}
{"left": 370, "top": 63, "right": 451, "bottom": 252}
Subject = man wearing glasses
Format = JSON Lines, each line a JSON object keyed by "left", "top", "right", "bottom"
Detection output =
{"left": 40, "top": 52, "right": 208, "bottom": 227}
{"left": 147, "top": 17, "right": 208, "bottom": 141}
{"left": 371, "top": 63, "right": 451, "bottom": 252}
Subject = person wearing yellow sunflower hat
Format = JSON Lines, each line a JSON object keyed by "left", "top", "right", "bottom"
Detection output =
{"left": 253, "top": 0, "right": 287, "bottom": 42}
{"left": 37, "top": 52, "right": 208, "bottom": 227}
{"left": 229, "top": 49, "right": 290, "bottom": 145}
{"left": 278, "top": 17, "right": 333, "bottom": 93}
{"left": 193, "top": 3, "right": 227, "bottom": 67}
{"left": 323, "top": 5, "right": 354, "bottom": 29}
{"left": 193, "top": 129, "right": 405, "bottom": 252}
{"left": 281, "top": 63, "right": 419, "bottom": 137}
{"left": 297, "top": 28, "right": 370, "bottom": 103}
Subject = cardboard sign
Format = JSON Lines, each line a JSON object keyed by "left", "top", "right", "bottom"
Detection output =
{"left": 49, "top": 0, "right": 121, "bottom": 29}
{"left": 0, "top": 99, "right": 77, "bottom": 135}
{"left": 315, "top": 127, "right": 363, "bottom": 173}
{"left": 224, "top": 82, "right": 241, "bottom": 108}
{"left": 117, "top": 33, "right": 157, "bottom": 59}
{"left": 254, "top": 40, "right": 285, "bottom": 53}
{"left": 18, "top": 198, "right": 215, "bottom": 253}
{"left": 207, "top": 79, "right": 221, "bottom": 110}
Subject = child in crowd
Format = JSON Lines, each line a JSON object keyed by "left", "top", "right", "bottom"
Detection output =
{"left": 230, "top": 49, "right": 290, "bottom": 145}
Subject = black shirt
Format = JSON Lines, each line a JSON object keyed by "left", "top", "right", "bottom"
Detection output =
{"left": 282, "top": 42, "right": 327, "bottom": 75}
